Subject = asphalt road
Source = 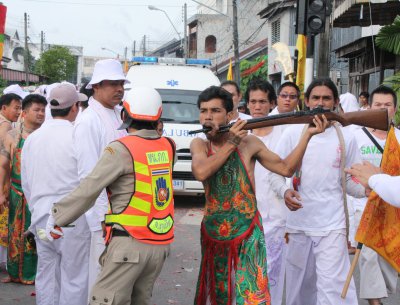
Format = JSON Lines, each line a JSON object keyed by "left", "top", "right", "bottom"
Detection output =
{"left": 0, "top": 196, "right": 399, "bottom": 305}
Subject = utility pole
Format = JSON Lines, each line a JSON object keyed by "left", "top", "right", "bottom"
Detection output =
{"left": 317, "top": 15, "right": 331, "bottom": 78}
{"left": 183, "top": 3, "right": 188, "bottom": 58}
{"left": 232, "top": 0, "right": 240, "bottom": 83}
{"left": 133, "top": 40, "right": 136, "bottom": 57}
{"left": 143, "top": 35, "right": 146, "bottom": 56}
{"left": 124, "top": 46, "right": 127, "bottom": 61}
{"left": 40, "top": 31, "right": 44, "bottom": 55}
{"left": 24, "top": 12, "right": 29, "bottom": 85}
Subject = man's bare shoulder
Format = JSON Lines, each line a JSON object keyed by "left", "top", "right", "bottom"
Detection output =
{"left": 190, "top": 137, "right": 208, "bottom": 148}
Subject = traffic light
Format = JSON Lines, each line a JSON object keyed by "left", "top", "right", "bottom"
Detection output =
{"left": 296, "top": 0, "right": 329, "bottom": 35}
{"left": 306, "top": 0, "right": 327, "bottom": 34}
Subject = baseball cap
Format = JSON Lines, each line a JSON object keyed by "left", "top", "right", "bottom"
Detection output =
{"left": 48, "top": 83, "right": 88, "bottom": 109}
{"left": 86, "top": 59, "right": 130, "bottom": 89}
{"left": 3, "top": 84, "right": 29, "bottom": 99}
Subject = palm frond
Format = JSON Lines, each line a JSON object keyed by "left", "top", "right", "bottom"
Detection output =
{"left": 375, "top": 15, "right": 400, "bottom": 55}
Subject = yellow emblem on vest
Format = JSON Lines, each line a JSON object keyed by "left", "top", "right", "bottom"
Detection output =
{"left": 151, "top": 168, "right": 172, "bottom": 211}
{"left": 148, "top": 215, "right": 174, "bottom": 234}
{"left": 146, "top": 150, "right": 169, "bottom": 165}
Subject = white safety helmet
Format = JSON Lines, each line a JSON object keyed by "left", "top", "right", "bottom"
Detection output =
{"left": 119, "top": 86, "right": 162, "bottom": 129}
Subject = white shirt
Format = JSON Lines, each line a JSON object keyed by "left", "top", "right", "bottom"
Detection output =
{"left": 352, "top": 128, "right": 386, "bottom": 211}
{"left": 253, "top": 126, "right": 288, "bottom": 228}
{"left": 229, "top": 111, "right": 252, "bottom": 124}
{"left": 269, "top": 107, "right": 280, "bottom": 116}
{"left": 367, "top": 128, "right": 400, "bottom": 208}
{"left": 21, "top": 119, "right": 80, "bottom": 230}
{"left": 274, "top": 124, "right": 362, "bottom": 232}
{"left": 73, "top": 97, "right": 126, "bottom": 231}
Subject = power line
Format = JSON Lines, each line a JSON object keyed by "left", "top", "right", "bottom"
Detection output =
{"left": 20, "top": 0, "right": 196, "bottom": 7}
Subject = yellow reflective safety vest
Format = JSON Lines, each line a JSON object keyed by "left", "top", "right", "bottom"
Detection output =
{"left": 105, "top": 135, "right": 175, "bottom": 245}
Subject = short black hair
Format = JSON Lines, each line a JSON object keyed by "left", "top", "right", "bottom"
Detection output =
{"left": 359, "top": 91, "right": 369, "bottom": 99}
{"left": 80, "top": 82, "right": 93, "bottom": 109}
{"left": 22, "top": 94, "right": 48, "bottom": 110}
{"left": 50, "top": 102, "right": 79, "bottom": 118}
{"left": 128, "top": 119, "right": 158, "bottom": 130}
{"left": 278, "top": 82, "right": 300, "bottom": 96}
{"left": 244, "top": 78, "right": 276, "bottom": 104}
{"left": 370, "top": 86, "right": 397, "bottom": 107}
{"left": 0, "top": 93, "right": 22, "bottom": 107}
{"left": 305, "top": 78, "right": 339, "bottom": 101}
{"left": 220, "top": 80, "right": 240, "bottom": 95}
{"left": 197, "top": 86, "right": 233, "bottom": 112}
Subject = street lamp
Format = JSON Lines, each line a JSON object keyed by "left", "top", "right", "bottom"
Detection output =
{"left": 101, "top": 47, "right": 119, "bottom": 59}
{"left": 148, "top": 5, "right": 182, "bottom": 41}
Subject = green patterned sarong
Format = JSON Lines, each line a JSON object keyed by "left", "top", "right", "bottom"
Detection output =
{"left": 7, "top": 136, "right": 37, "bottom": 284}
{"left": 195, "top": 148, "right": 270, "bottom": 305}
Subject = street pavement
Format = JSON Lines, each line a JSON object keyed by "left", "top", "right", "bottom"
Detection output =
{"left": 0, "top": 196, "right": 399, "bottom": 304}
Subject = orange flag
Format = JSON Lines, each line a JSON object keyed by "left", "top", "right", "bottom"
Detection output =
{"left": 355, "top": 127, "right": 400, "bottom": 272}
{"left": 227, "top": 59, "right": 233, "bottom": 81}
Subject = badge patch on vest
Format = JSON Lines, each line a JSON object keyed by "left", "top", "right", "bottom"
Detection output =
{"left": 148, "top": 214, "right": 174, "bottom": 234}
{"left": 152, "top": 168, "right": 172, "bottom": 210}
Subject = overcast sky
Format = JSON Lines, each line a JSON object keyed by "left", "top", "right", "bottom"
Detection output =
{"left": 3, "top": 0, "right": 200, "bottom": 57}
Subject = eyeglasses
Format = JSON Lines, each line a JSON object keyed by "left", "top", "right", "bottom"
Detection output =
{"left": 279, "top": 93, "right": 298, "bottom": 100}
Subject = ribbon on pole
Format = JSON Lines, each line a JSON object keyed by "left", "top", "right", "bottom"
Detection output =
{"left": 296, "top": 34, "right": 307, "bottom": 99}
{"left": 227, "top": 58, "right": 233, "bottom": 80}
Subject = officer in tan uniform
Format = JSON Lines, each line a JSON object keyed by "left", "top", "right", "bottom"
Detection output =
{"left": 46, "top": 86, "right": 176, "bottom": 305}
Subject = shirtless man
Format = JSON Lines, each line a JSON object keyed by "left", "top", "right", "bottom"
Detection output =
{"left": 190, "top": 86, "right": 327, "bottom": 305}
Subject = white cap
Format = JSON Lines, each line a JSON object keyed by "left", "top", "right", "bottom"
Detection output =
{"left": 86, "top": 59, "right": 130, "bottom": 89}
{"left": 3, "top": 84, "right": 29, "bottom": 99}
{"left": 48, "top": 83, "right": 88, "bottom": 109}
{"left": 340, "top": 92, "right": 360, "bottom": 113}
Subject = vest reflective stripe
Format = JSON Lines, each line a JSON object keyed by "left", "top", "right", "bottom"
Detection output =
{"left": 135, "top": 180, "right": 152, "bottom": 195}
{"left": 105, "top": 214, "right": 147, "bottom": 227}
{"left": 134, "top": 161, "right": 149, "bottom": 176}
{"left": 105, "top": 135, "right": 175, "bottom": 245}
{"left": 129, "top": 196, "right": 150, "bottom": 213}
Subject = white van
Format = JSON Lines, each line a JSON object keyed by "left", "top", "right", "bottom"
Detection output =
{"left": 125, "top": 57, "right": 220, "bottom": 196}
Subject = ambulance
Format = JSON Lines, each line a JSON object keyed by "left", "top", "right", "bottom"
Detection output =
{"left": 125, "top": 57, "right": 220, "bottom": 196}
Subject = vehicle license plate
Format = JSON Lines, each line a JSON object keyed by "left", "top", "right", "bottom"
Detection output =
{"left": 172, "top": 180, "right": 184, "bottom": 190}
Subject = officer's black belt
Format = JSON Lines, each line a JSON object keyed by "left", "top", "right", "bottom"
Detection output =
{"left": 112, "top": 229, "right": 130, "bottom": 237}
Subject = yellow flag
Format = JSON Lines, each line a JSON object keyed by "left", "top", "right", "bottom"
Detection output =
{"left": 355, "top": 127, "right": 400, "bottom": 272}
{"left": 227, "top": 59, "right": 233, "bottom": 81}
{"left": 123, "top": 60, "right": 129, "bottom": 73}
{"left": 296, "top": 34, "right": 306, "bottom": 99}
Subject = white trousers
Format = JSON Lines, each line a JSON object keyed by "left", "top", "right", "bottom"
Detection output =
{"left": 88, "top": 229, "right": 106, "bottom": 299}
{"left": 35, "top": 217, "right": 90, "bottom": 305}
{"left": 354, "top": 210, "right": 398, "bottom": 299}
{"left": 285, "top": 232, "right": 358, "bottom": 305}
{"left": 264, "top": 225, "right": 286, "bottom": 305}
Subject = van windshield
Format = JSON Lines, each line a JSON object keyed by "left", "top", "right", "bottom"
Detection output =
{"left": 157, "top": 89, "right": 200, "bottom": 124}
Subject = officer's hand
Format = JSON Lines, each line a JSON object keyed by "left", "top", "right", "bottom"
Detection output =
{"left": 45, "top": 213, "right": 63, "bottom": 241}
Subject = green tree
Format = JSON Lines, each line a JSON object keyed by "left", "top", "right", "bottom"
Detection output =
{"left": 239, "top": 55, "right": 268, "bottom": 94}
{"left": 377, "top": 15, "right": 400, "bottom": 125}
{"left": 375, "top": 15, "right": 400, "bottom": 55}
{"left": 35, "top": 46, "right": 76, "bottom": 83}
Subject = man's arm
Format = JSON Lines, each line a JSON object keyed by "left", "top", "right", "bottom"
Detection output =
{"left": 52, "top": 143, "right": 129, "bottom": 227}
{"left": 345, "top": 161, "right": 400, "bottom": 207}
{"left": 0, "top": 135, "right": 12, "bottom": 213}
{"left": 191, "top": 120, "right": 247, "bottom": 182}
{"left": 368, "top": 174, "right": 400, "bottom": 208}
